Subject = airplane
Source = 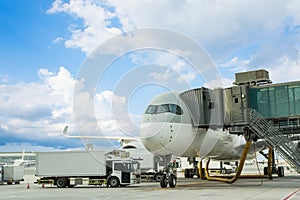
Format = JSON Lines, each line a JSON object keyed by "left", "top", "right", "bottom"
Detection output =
{"left": 140, "top": 91, "right": 266, "bottom": 159}
{"left": 0, "top": 149, "right": 36, "bottom": 167}
{"left": 139, "top": 91, "right": 268, "bottom": 187}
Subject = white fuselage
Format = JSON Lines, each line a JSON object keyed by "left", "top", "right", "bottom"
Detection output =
{"left": 140, "top": 92, "right": 265, "bottom": 161}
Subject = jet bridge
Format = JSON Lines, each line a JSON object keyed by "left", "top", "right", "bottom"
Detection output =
{"left": 180, "top": 69, "right": 300, "bottom": 173}
{"left": 179, "top": 85, "right": 249, "bottom": 129}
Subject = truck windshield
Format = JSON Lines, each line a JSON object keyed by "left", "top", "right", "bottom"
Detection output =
{"left": 114, "top": 162, "right": 139, "bottom": 172}
{"left": 145, "top": 104, "right": 183, "bottom": 115}
{"left": 131, "top": 162, "right": 140, "bottom": 173}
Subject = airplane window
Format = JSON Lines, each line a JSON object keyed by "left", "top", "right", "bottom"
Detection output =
{"left": 145, "top": 104, "right": 183, "bottom": 115}
{"left": 156, "top": 105, "right": 169, "bottom": 114}
{"left": 145, "top": 105, "right": 157, "bottom": 114}
{"left": 168, "top": 104, "right": 183, "bottom": 115}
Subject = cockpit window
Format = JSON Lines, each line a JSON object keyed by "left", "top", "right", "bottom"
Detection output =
{"left": 145, "top": 104, "right": 183, "bottom": 115}
{"left": 145, "top": 105, "right": 157, "bottom": 114}
{"left": 156, "top": 105, "right": 169, "bottom": 114}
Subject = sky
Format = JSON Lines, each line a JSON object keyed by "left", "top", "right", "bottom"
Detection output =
{"left": 1, "top": 0, "right": 300, "bottom": 152}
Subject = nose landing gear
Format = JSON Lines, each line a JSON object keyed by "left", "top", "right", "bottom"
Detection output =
{"left": 160, "top": 164, "right": 177, "bottom": 188}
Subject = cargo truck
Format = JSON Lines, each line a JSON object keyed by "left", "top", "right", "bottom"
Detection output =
{"left": 0, "top": 165, "right": 24, "bottom": 185}
{"left": 35, "top": 150, "right": 141, "bottom": 188}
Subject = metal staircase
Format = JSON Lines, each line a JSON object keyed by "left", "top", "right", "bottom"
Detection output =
{"left": 247, "top": 109, "right": 300, "bottom": 173}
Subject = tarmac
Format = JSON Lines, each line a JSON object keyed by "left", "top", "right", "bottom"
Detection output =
{"left": 0, "top": 167, "right": 300, "bottom": 200}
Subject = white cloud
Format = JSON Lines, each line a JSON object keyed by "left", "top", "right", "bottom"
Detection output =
{"left": 0, "top": 67, "right": 138, "bottom": 149}
{"left": 204, "top": 77, "right": 234, "bottom": 89}
{"left": 47, "top": 0, "right": 123, "bottom": 54}
{"left": 0, "top": 74, "right": 9, "bottom": 83}
{"left": 218, "top": 56, "right": 253, "bottom": 72}
{"left": 51, "top": 37, "right": 64, "bottom": 44}
{"left": 267, "top": 53, "right": 300, "bottom": 83}
{"left": 0, "top": 143, "right": 60, "bottom": 152}
{"left": 46, "top": 0, "right": 300, "bottom": 90}
{"left": 149, "top": 70, "right": 172, "bottom": 84}
{"left": 0, "top": 67, "right": 76, "bottom": 143}
{"left": 129, "top": 51, "right": 199, "bottom": 85}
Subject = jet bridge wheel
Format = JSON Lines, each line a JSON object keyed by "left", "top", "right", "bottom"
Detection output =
{"left": 278, "top": 166, "right": 285, "bottom": 177}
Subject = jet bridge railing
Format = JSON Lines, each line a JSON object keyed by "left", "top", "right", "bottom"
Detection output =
{"left": 247, "top": 108, "right": 300, "bottom": 173}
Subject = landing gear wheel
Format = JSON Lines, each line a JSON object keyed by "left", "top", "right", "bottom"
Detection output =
{"left": 160, "top": 175, "right": 168, "bottom": 188}
{"left": 169, "top": 175, "right": 177, "bottom": 188}
{"left": 56, "top": 178, "right": 67, "bottom": 188}
{"left": 109, "top": 176, "right": 120, "bottom": 187}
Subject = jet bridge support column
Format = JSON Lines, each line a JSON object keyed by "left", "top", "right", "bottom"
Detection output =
{"left": 198, "top": 159, "right": 206, "bottom": 180}
{"left": 267, "top": 147, "right": 273, "bottom": 180}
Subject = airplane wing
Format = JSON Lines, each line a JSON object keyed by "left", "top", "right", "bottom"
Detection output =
{"left": 62, "top": 126, "right": 140, "bottom": 142}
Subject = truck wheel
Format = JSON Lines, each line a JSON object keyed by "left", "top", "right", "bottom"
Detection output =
{"left": 169, "top": 175, "right": 177, "bottom": 188}
{"left": 160, "top": 175, "right": 168, "bottom": 188}
{"left": 221, "top": 168, "right": 227, "bottom": 174}
{"left": 154, "top": 173, "right": 162, "bottom": 182}
{"left": 56, "top": 178, "right": 67, "bottom": 188}
{"left": 109, "top": 176, "right": 120, "bottom": 187}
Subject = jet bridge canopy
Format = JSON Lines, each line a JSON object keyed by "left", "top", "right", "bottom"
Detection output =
{"left": 179, "top": 87, "right": 227, "bottom": 127}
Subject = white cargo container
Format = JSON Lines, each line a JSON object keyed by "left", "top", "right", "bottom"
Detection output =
{"left": 35, "top": 150, "right": 141, "bottom": 188}
{"left": 0, "top": 165, "right": 24, "bottom": 184}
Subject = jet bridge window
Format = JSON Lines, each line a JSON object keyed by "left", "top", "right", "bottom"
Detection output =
{"left": 145, "top": 104, "right": 183, "bottom": 115}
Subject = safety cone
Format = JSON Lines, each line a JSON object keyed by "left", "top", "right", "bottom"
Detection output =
{"left": 27, "top": 183, "right": 30, "bottom": 189}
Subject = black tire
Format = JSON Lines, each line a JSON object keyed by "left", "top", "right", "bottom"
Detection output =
{"left": 160, "top": 175, "right": 168, "bottom": 188}
{"left": 109, "top": 176, "right": 120, "bottom": 188}
{"left": 184, "top": 169, "right": 189, "bottom": 178}
{"left": 56, "top": 177, "right": 67, "bottom": 188}
{"left": 154, "top": 173, "right": 162, "bottom": 182}
{"left": 196, "top": 168, "right": 200, "bottom": 178}
{"left": 264, "top": 167, "right": 268, "bottom": 175}
{"left": 169, "top": 175, "right": 177, "bottom": 188}
{"left": 220, "top": 168, "right": 227, "bottom": 174}
{"left": 278, "top": 166, "right": 284, "bottom": 177}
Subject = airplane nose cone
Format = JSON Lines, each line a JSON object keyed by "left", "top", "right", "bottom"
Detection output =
{"left": 140, "top": 122, "right": 169, "bottom": 155}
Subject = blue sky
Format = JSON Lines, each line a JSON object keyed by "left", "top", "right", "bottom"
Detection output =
{"left": 0, "top": 1, "right": 84, "bottom": 83}
{"left": 1, "top": 0, "right": 300, "bottom": 152}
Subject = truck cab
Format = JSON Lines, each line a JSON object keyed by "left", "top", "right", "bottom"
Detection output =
{"left": 107, "top": 160, "right": 141, "bottom": 187}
